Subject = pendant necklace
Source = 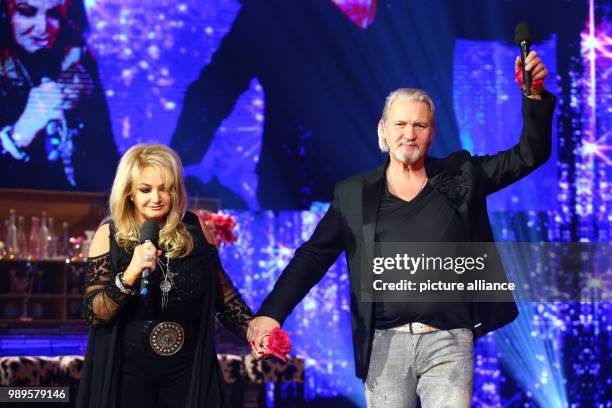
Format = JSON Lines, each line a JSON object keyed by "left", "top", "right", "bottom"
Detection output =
{"left": 156, "top": 256, "right": 174, "bottom": 310}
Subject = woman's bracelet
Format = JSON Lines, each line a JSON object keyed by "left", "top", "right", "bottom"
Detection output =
{"left": 115, "top": 272, "right": 135, "bottom": 295}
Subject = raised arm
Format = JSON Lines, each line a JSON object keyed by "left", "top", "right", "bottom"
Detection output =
{"left": 169, "top": 5, "right": 257, "bottom": 166}
{"left": 474, "top": 50, "right": 556, "bottom": 195}
{"left": 83, "top": 222, "right": 159, "bottom": 327}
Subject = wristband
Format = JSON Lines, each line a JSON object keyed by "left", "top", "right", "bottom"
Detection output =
{"left": 115, "top": 272, "right": 135, "bottom": 295}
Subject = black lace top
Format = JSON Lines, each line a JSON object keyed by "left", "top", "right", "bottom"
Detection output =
{"left": 83, "top": 211, "right": 253, "bottom": 335}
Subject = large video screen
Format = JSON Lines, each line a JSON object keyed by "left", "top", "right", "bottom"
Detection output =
{"left": 1, "top": 0, "right": 577, "bottom": 210}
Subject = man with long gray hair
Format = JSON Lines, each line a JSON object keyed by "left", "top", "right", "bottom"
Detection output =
{"left": 248, "top": 50, "right": 555, "bottom": 407}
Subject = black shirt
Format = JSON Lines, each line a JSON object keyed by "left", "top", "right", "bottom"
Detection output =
{"left": 114, "top": 220, "right": 210, "bottom": 324}
{"left": 374, "top": 180, "right": 473, "bottom": 330}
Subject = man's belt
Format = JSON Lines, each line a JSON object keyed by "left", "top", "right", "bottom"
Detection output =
{"left": 389, "top": 322, "right": 439, "bottom": 334}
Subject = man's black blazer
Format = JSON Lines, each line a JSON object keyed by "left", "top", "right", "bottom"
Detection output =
{"left": 258, "top": 92, "right": 556, "bottom": 379}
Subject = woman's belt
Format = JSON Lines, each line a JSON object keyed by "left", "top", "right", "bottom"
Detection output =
{"left": 123, "top": 319, "right": 200, "bottom": 356}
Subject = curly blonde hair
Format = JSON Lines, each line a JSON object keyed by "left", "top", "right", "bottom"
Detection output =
{"left": 109, "top": 144, "right": 193, "bottom": 258}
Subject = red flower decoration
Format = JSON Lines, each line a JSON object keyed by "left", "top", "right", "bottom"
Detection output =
{"left": 267, "top": 327, "right": 292, "bottom": 362}
{"left": 196, "top": 210, "right": 238, "bottom": 247}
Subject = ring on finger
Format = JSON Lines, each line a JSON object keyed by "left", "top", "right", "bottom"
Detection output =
{"left": 144, "top": 254, "right": 153, "bottom": 262}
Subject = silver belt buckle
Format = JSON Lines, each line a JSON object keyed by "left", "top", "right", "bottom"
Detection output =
{"left": 149, "top": 322, "right": 185, "bottom": 356}
{"left": 409, "top": 322, "right": 438, "bottom": 334}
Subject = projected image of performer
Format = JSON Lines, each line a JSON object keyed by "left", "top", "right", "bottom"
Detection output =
{"left": 0, "top": 0, "right": 118, "bottom": 191}
{"left": 170, "top": 0, "right": 580, "bottom": 210}
{"left": 77, "top": 144, "right": 253, "bottom": 408}
{"left": 248, "top": 51, "right": 555, "bottom": 407}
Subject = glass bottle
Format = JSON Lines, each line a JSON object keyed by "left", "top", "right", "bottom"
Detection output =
{"left": 17, "top": 216, "right": 28, "bottom": 260}
{"left": 29, "top": 216, "right": 41, "bottom": 260}
{"left": 1, "top": 220, "right": 8, "bottom": 259}
{"left": 59, "top": 222, "right": 71, "bottom": 258}
{"left": 7, "top": 209, "right": 18, "bottom": 259}
{"left": 47, "top": 217, "right": 57, "bottom": 258}
{"left": 39, "top": 211, "right": 49, "bottom": 260}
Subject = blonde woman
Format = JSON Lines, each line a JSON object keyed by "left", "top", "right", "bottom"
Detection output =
{"left": 77, "top": 144, "right": 252, "bottom": 408}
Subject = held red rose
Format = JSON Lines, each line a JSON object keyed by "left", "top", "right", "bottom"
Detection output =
{"left": 267, "top": 327, "right": 292, "bottom": 362}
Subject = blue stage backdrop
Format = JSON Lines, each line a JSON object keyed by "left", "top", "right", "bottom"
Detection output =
{"left": 1, "top": 210, "right": 609, "bottom": 407}
{"left": 0, "top": 0, "right": 610, "bottom": 406}
{"left": 0, "top": 0, "right": 594, "bottom": 211}
{"left": 211, "top": 208, "right": 610, "bottom": 406}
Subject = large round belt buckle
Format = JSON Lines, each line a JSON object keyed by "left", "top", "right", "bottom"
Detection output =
{"left": 149, "top": 322, "right": 184, "bottom": 356}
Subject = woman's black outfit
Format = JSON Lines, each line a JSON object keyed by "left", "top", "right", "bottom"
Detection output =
{"left": 76, "top": 211, "right": 252, "bottom": 407}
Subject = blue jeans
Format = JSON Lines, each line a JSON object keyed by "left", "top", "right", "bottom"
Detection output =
{"left": 365, "top": 328, "right": 474, "bottom": 408}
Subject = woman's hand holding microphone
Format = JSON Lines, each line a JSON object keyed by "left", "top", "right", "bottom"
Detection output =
{"left": 123, "top": 242, "right": 162, "bottom": 288}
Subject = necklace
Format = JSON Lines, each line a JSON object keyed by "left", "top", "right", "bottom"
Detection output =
{"left": 156, "top": 256, "right": 174, "bottom": 310}
{"left": 387, "top": 171, "right": 428, "bottom": 199}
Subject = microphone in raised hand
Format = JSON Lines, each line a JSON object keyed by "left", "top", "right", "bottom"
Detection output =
{"left": 515, "top": 22, "right": 533, "bottom": 96}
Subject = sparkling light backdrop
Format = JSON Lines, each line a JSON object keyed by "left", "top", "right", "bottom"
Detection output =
{"left": 215, "top": 1, "right": 611, "bottom": 406}
{"left": 1, "top": 0, "right": 609, "bottom": 406}
{"left": 453, "top": 37, "right": 560, "bottom": 211}
{"left": 86, "top": 0, "right": 264, "bottom": 208}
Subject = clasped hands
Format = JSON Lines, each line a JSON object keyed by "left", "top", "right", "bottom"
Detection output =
{"left": 247, "top": 316, "right": 281, "bottom": 360}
